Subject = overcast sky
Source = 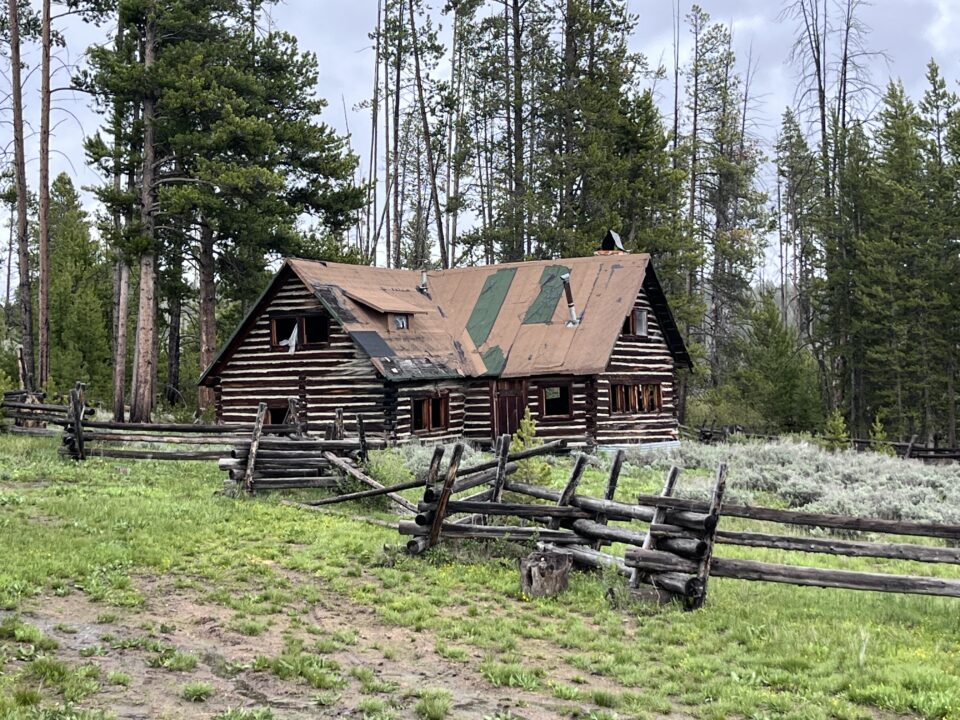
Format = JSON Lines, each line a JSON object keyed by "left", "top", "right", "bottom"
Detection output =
{"left": 4, "top": 0, "right": 960, "bottom": 272}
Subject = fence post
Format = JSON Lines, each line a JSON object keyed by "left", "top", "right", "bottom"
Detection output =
{"left": 334, "top": 408, "right": 344, "bottom": 441}
{"left": 242, "top": 403, "right": 268, "bottom": 494}
{"left": 551, "top": 454, "right": 588, "bottom": 529}
{"left": 427, "top": 443, "right": 464, "bottom": 548}
{"left": 688, "top": 463, "right": 728, "bottom": 610}
{"left": 593, "top": 449, "right": 626, "bottom": 549}
{"left": 68, "top": 387, "right": 86, "bottom": 461}
{"left": 356, "top": 414, "right": 368, "bottom": 464}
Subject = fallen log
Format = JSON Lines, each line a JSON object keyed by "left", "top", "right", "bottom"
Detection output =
{"left": 301, "top": 477, "right": 425, "bottom": 506}
{"left": 322, "top": 451, "right": 417, "bottom": 513}
{"left": 250, "top": 478, "right": 339, "bottom": 490}
{"left": 417, "top": 500, "right": 594, "bottom": 520}
{"left": 82, "top": 432, "right": 240, "bottom": 445}
{"left": 78, "top": 447, "right": 224, "bottom": 461}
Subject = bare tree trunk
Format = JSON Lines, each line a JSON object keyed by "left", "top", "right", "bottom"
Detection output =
{"left": 391, "top": 0, "right": 403, "bottom": 269}
{"left": 366, "top": 0, "right": 382, "bottom": 262}
{"left": 8, "top": 0, "right": 34, "bottom": 391}
{"left": 130, "top": 5, "right": 157, "bottom": 423}
{"left": 37, "top": 0, "right": 51, "bottom": 389}
{"left": 198, "top": 223, "right": 217, "bottom": 412}
{"left": 949, "top": 355, "right": 957, "bottom": 448}
{"left": 5, "top": 203, "right": 12, "bottom": 328}
{"left": 113, "top": 262, "right": 130, "bottom": 421}
{"left": 443, "top": 5, "right": 458, "bottom": 262}
{"left": 166, "top": 289, "right": 181, "bottom": 407}
{"left": 407, "top": 0, "right": 447, "bottom": 268}
{"left": 511, "top": 0, "right": 525, "bottom": 259}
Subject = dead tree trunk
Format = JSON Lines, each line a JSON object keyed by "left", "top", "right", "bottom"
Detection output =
{"left": 112, "top": 262, "right": 130, "bottom": 421}
{"left": 407, "top": 0, "right": 447, "bottom": 268}
{"left": 37, "top": 0, "right": 51, "bottom": 389}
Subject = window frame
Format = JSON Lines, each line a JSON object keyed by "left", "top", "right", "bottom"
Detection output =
{"left": 269, "top": 312, "right": 330, "bottom": 351}
{"left": 538, "top": 381, "right": 574, "bottom": 420}
{"left": 621, "top": 307, "right": 649, "bottom": 338}
{"left": 609, "top": 381, "right": 663, "bottom": 415}
{"left": 411, "top": 392, "right": 450, "bottom": 433}
{"left": 391, "top": 313, "right": 411, "bottom": 331}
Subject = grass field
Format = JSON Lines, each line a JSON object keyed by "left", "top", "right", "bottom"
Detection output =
{"left": 1, "top": 434, "right": 959, "bottom": 719}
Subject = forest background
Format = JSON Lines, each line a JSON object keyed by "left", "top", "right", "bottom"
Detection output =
{"left": 1, "top": 0, "right": 958, "bottom": 445}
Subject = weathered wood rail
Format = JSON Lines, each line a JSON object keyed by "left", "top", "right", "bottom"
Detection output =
{"left": 380, "top": 445, "right": 960, "bottom": 607}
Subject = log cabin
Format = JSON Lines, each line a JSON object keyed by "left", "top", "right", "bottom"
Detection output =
{"left": 199, "top": 242, "right": 692, "bottom": 448}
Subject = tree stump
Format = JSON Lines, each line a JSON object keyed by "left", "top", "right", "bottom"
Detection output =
{"left": 519, "top": 550, "right": 572, "bottom": 598}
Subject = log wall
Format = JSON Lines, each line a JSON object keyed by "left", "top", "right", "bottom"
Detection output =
{"left": 595, "top": 287, "right": 678, "bottom": 444}
{"left": 215, "top": 276, "right": 388, "bottom": 435}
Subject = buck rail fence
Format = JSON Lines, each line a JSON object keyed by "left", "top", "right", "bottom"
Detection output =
{"left": 293, "top": 439, "right": 960, "bottom": 609}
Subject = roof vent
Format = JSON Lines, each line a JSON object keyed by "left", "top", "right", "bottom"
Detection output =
{"left": 595, "top": 229, "right": 627, "bottom": 255}
{"left": 417, "top": 269, "right": 428, "bottom": 293}
{"left": 560, "top": 273, "right": 579, "bottom": 327}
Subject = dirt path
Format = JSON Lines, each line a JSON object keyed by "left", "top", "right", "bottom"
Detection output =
{"left": 8, "top": 570, "right": 650, "bottom": 719}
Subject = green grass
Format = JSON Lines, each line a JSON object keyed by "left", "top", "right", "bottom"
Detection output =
{"left": 181, "top": 680, "right": 214, "bottom": 702}
{"left": 414, "top": 688, "right": 453, "bottom": 719}
{"left": 1, "top": 434, "right": 960, "bottom": 719}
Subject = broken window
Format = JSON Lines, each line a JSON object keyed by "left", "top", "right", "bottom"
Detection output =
{"left": 610, "top": 383, "right": 662, "bottom": 414}
{"left": 267, "top": 405, "right": 288, "bottom": 425}
{"left": 303, "top": 314, "right": 330, "bottom": 346}
{"left": 412, "top": 394, "right": 449, "bottom": 432}
{"left": 271, "top": 316, "right": 298, "bottom": 349}
{"left": 541, "top": 384, "right": 572, "bottom": 418}
{"left": 393, "top": 313, "right": 410, "bottom": 330}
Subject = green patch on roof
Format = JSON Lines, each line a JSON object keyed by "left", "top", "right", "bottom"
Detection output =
{"left": 466, "top": 268, "right": 517, "bottom": 346}
{"left": 522, "top": 265, "right": 570, "bottom": 324}
{"left": 480, "top": 346, "right": 506, "bottom": 375}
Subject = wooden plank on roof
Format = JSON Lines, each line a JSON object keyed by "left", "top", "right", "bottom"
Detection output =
{"left": 342, "top": 287, "right": 428, "bottom": 314}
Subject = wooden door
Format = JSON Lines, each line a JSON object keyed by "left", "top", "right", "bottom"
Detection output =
{"left": 493, "top": 380, "right": 526, "bottom": 439}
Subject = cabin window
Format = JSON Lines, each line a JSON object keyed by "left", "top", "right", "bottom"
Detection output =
{"left": 271, "top": 316, "right": 299, "bottom": 349}
{"left": 271, "top": 313, "right": 329, "bottom": 350}
{"left": 267, "top": 405, "right": 288, "bottom": 426}
{"left": 621, "top": 308, "right": 648, "bottom": 337}
{"left": 610, "top": 383, "right": 662, "bottom": 414}
{"left": 412, "top": 393, "right": 449, "bottom": 432}
{"left": 541, "top": 384, "right": 572, "bottom": 418}
{"left": 303, "top": 314, "right": 330, "bottom": 346}
{"left": 393, "top": 313, "right": 410, "bottom": 330}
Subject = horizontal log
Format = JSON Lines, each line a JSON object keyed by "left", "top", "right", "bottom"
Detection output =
{"left": 399, "top": 521, "right": 583, "bottom": 544}
{"left": 715, "top": 529, "right": 960, "bottom": 565}
{"left": 455, "top": 440, "right": 567, "bottom": 477}
{"left": 406, "top": 514, "right": 486, "bottom": 554}
{"left": 535, "top": 541, "right": 629, "bottom": 575}
{"left": 81, "top": 432, "right": 239, "bottom": 445}
{"left": 644, "top": 572, "right": 702, "bottom": 598}
{"left": 634, "top": 493, "right": 960, "bottom": 540}
{"left": 2, "top": 401, "right": 92, "bottom": 414}
{"left": 418, "top": 500, "right": 594, "bottom": 520}
{"left": 709, "top": 557, "right": 960, "bottom": 598}
{"left": 81, "top": 448, "right": 223, "bottom": 461}
{"left": 229, "top": 469, "right": 324, "bottom": 481}
{"left": 251, "top": 478, "right": 339, "bottom": 490}
{"left": 79, "top": 419, "right": 298, "bottom": 434}
{"left": 624, "top": 548, "right": 697, "bottom": 574}
{"left": 3, "top": 425, "right": 61, "bottom": 437}
{"left": 504, "top": 480, "right": 713, "bottom": 531}
{"left": 10, "top": 413, "right": 70, "bottom": 426}
{"left": 570, "top": 519, "right": 707, "bottom": 558}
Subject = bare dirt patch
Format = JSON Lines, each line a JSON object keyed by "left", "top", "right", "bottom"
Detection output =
{"left": 8, "top": 569, "right": 660, "bottom": 719}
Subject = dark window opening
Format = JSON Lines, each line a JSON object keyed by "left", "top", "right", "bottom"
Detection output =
{"left": 267, "top": 405, "right": 288, "bottom": 425}
{"left": 413, "top": 398, "right": 428, "bottom": 431}
{"left": 393, "top": 314, "right": 410, "bottom": 330}
{"left": 272, "top": 316, "right": 298, "bottom": 348}
{"left": 303, "top": 314, "right": 330, "bottom": 346}
{"left": 412, "top": 394, "right": 450, "bottom": 433}
{"left": 542, "top": 384, "right": 572, "bottom": 418}
{"left": 610, "top": 383, "right": 662, "bottom": 414}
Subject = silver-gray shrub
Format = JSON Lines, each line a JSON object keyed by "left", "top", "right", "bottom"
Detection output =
{"left": 625, "top": 439, "right": 960, "bottom": 523}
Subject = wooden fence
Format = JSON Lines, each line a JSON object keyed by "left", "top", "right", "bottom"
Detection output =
{"left": 308, "top": 440, "right": 960, "bottom": 608}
